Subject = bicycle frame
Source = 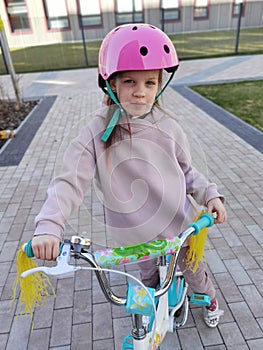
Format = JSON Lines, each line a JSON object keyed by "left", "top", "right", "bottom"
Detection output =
{"left": 21, "top": 213, "right": 214, "bottom": 350}
{"left": 125, "top": 268, "right": 189, "bottom": 350}
{"left": 122, "top": 228, "right": 194, "bottom": 350}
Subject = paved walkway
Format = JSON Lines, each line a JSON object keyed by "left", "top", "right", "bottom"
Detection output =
{"left": 0, "top": 55, "right": 262, "bottom": 350}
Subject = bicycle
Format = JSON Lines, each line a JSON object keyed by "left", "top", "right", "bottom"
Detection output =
{"left": 21, "top": 213, "right": 214, "bottom": 350}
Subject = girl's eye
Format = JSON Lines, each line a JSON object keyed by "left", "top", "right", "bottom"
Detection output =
{"left": 124, "top": 79, "right": 134, "bottom": 84}
{"left": 146, "top": 81, "right": 156, "bottom": 86}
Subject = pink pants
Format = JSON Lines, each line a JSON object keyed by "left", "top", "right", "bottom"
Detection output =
{"left": 137, "top": 246, "right": 216, "bottom": 299}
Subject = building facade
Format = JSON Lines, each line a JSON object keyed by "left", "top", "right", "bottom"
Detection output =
{"left": 0, "top": 0, "right": 262, "bottom": 48}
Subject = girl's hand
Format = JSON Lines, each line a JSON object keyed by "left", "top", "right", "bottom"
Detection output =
{"left": 32, "top": 235, "right": 60, "bottom": 260}
{"left": 207, "top": 197, "right": 227, "bottom": 224}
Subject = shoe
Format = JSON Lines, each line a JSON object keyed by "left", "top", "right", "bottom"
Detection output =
{"left": 203, "top": 298, "right": 224, "bottom": 328}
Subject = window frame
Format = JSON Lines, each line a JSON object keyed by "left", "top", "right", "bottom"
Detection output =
{"left": 193, "top": 0, "right": 209, "bottom": 20}
{"left": 42, "top": 0, "right": 70, "bottom": 31}
{"left": 161, "top": 0, "right": 181, "bottom": 23}
{"left": 77, "top": 0, "right": 103, "bottom": 28}
{"left": 4, "top": 0, "right": 31, "bottom": 33}
{"left": 115, "top": 0, "right": 144, "bottom": 26}
{"left": 232, "top": 0, "right": 246, "bottom": 18}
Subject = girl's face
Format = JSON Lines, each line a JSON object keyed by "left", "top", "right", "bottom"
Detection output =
{"left": 110, "top": 70, "right": 160, "bottom": 117}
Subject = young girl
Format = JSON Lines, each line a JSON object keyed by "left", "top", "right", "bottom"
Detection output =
{"left": 32, "top": 23, "right": 227, "bottom": 327}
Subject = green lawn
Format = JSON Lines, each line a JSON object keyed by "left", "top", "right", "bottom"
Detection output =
{"left": 0, "top": 27, "right": 262, "bottom": 74}
{"left": 170, "top": 27, "right": 263, "bottom": 59}
{"left": 190, "top": 80, "right": 263, "bottom": 132}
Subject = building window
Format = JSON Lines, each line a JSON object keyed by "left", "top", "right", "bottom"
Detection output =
{"left": 43, "top": 0, "right": 69, "bottom": 30}
{"left": 161, "top": 0, "right": 180, "bottom": 22}
{"left": 115, "top": 0, "right": 143, "bottom": 25}
{"left": 194, "top": 0, "right": 209, "bottom": 19}
{"left": 78, "top": 0, "right": 102, "bottom": 27}
{"left": 5, "top": 0, "right": 30, "bottom": 32}
{"left": 232, "top": 0, "right": 245, "bottom": 17}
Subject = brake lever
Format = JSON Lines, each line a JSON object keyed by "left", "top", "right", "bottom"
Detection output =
{"left": 21, "top": 243, "right": 81, "bottom": 278}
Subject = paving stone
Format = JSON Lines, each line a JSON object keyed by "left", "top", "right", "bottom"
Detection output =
{"left": 0, "top": 333, "right": 8, "bottom": 349}
{"left": 6, "top": 314, "right": 32, "bottom": 350}
{"left": 4, "top": 203, "right": 20, "bottom": 218}
{"left": 246, "top": 224, "right": 263, "bottom": 245}
{"left": 239, "top": 235, "right": 263, "bottom": 257}
{"left": 220, "top": 226, "right": 243, "bottom": 247}
{"left": 6, "top": 222, "right": 25, "bottom": 241}
{"left": 113, "top": 316, "right": 133, "bottom": 350}
{"left": 229, "top": 301, "right": 263, "bottom": 340}
{"left": 210, "top": 237, "right": 236, "bottom": 260}
{"left": 177, "top": 327, "right": 204, "bottom": 349}
{"left": 0, "top": 217, "right": 14, "bottom": 234}
{"left": 224, "top": 259, "right": 252, "bottom": 285}
{"left": 93, "top": 302, "right": 113, "bottom": 340}
{"left": 54, "top": 277, "right": 74, "bottom": 309}
{"left": 246, "top": 338, "right": 263, "bottom": 350}
{"left": 93, "top": 338, "right": 115, "bottom": 350}
{"left": 71, "top": 323, "right": 92, "bottom": 350}
{"left": 232, "top": 245, "right": 260, "bottom": 270}
{"left": 218, "top": 322, "right": 248, "bottom": 348}
{"left": 0, "top": 261, "right": 12, "bottom": 287}
{"left": 206, "top": 249, "right": 227, "bottom": 274}
{"left": 50, "top": 308, "right": 73, "bottom": 347}
{"left": 0, "top": 240, "right": 19, "bottom": 262}
{"left": 0, "top": 271, "right": 16, "bottom": 300}
{"left": 33, "top": 295, "right": 55, "bottom": 329}
{"left": 239, "top": 285, "right": 263, "bottom": 318}
{"left": 257, "top": 318, "right": 263, "bottom": 331}
{"left": 73, "top": 289, "right": 92, "bottom": 324}
{"left": 214, "top": 272, "right": 243, "bottom": 303}
{"left": 160, "top": 332, "right": 181, "bottom": 349}
{"left": 248, "top": 269, "right": 263, "bottom": 293}
{"left": 74, "top": 269, "right": 92, "bottom": 291}
{"left": 27, "top": 327, "right": 51, "bottom": 350}
{"left": 0, "top": 299, "right": 16, "bottom": 333}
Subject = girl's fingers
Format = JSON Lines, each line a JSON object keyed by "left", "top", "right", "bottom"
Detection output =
{"left": 32, "top": 236, "right": 60, "bottom": 260}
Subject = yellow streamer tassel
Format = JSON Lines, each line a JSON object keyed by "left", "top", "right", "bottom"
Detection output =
{"left": 185, "top": 211, "right": 209, "bottom": 273}
{"left": 11, "top": 245, "right": 56, "bottom": 322}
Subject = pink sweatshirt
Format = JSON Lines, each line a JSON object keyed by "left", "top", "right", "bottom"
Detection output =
{"left": 35, "top": 105, "right": 222, "bottom": 246}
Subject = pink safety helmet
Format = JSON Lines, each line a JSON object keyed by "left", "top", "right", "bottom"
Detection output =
{"left": 98, "top": 23, "right": 179, "bottom": 91}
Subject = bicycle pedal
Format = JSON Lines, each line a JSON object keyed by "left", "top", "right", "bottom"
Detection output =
{"left": 190, "top": 293, "right": 210, "bottom": 306}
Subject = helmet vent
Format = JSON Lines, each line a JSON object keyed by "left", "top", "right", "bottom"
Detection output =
{"left": 132, "top": 26, "right": 138, "bottom": 31}
{"left": 140, "top": 46, "right": 148, "bottom": 56}
{"left": 164, "top": 44, "right": 170, "bottom": 54}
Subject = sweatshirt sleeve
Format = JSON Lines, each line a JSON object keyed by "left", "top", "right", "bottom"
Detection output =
{"left": 176, "top": 127, "right": 223, "bottom": 206}
{"left": 34, "top": 129, "right": 96, "bottom": 240}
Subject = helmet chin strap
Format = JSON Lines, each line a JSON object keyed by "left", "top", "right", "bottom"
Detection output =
{"left": 101, "top": 81, "right": 124, "bottom": 142}
{"left": 154, "top": 70, "right": 175, "bottom": 102}
{"left": 101, "top": 71, "right": 175, "bottom": 142}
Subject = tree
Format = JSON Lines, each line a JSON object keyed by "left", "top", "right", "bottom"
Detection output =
{"left": 0, "top": 16, "right": 21, "bottom": 110}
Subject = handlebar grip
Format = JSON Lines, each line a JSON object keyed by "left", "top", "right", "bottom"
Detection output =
{"left": 190, "top": 213, "right": 214, "bottom": 235}
{"left": 22, "top": 240, "right": 35, "bottom": 258}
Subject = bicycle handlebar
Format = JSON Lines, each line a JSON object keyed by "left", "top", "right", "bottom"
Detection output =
{"left": 95, "top": 213, "right": 213, "bottom": 267}
{"left": 21, "top": 213, "right": 214, "bottom": 303}
{"left": 24, "top": 213, "right": 213, "bottom": 263}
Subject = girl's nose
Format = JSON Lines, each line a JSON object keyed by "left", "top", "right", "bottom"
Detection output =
{"left": 133, "top": 84, "right": 145, "bottom": 97}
